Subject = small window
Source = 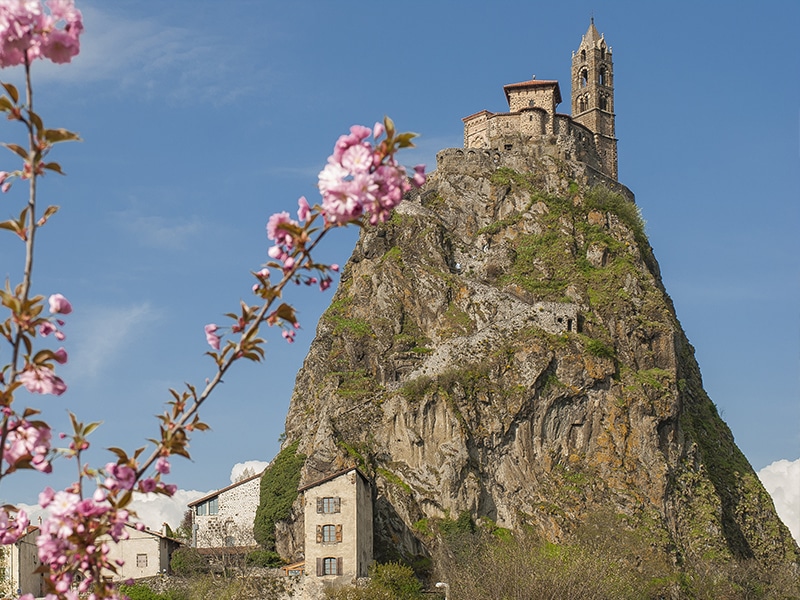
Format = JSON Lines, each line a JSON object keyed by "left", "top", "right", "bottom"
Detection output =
{"left": 318, "top": 557, "right": 342, "bottom": 576}
{"left": 196, "top": 503, "right": 206, "bottom": 516}
{"left": 581, "top": 49, "right": 586, "bottom": 61}
{"left": 317, "top": 497, "right": 341, "bottom": 514}
{"left": 599, "top": 66, "right": 607, "bottom": 86}
{"left": 317, "top": 524, "right": 343, "bottom": 543}
{"left": 136, "top": 554, "right": 148, "bottom": 568}
{"left": 580, "top": 68, "right": 588, "bottom": 87}
{"left": 322, "top": 524, "right": 336, "bottom": 542}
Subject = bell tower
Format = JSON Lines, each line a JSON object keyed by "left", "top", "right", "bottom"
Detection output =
{"left": 571, "top": 19, "right": 617, "bottom": 179}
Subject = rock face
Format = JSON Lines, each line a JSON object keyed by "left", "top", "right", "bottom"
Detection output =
{"left": 280, "top": 147, "right": 798, "bottom": 569}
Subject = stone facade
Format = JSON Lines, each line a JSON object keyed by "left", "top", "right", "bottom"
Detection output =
{"left": 300, "top": 469, "right": 372, "bottom": 599}
{"left": 8, "top": 525, "right": 181, "bottom": 597}
{"left": 463, "top": 21, "right": 618, "bottom": 180}
{"left": 102, "top": 525, "right": 182, "bottom": 581}
{"left": 189, "top": 471, "right": 263, "bottom": 548}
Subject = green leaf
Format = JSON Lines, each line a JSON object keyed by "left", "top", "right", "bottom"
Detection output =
{"left": 0, "top": 96, "right": 13, "bottom": 112}
{"left": 28, "top": 111, "right": 43, "bottom": 134}
{"left": 43, "top": 128, "right": 81, "bottom": 143}
{"left": 2, "top": 82, "right": 19, "bottom": 104}
{"left": 42, "top": 162, "right": 65, "bottom": 175}
{"left": 4, "top": 143, "right": 28, "bottom": 159}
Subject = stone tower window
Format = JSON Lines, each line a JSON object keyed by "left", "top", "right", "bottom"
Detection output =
{"left": 599, "top": 94, "right": 608, "bottom": 110}
{"left": 581, "top": 49, "right": 586, "bottom": 61}
{"left": 599, "top": 66, "right": 607, "bottom": 86}
{"left": 580, "top": 68, "right": 588, "bottom": 87}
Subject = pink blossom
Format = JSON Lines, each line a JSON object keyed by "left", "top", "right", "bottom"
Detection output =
{"left": 48, "top": 293, "right": 72, "bottom": 314}
{"left": 204, "top": 323, "right": 221, "bottom": 350}
{"left": 282, "top": 329, "right": 295, "bottom": 343}
{"left": 0, "top": 506, "right": 29, "bottom": 544}
{"left": 18, "top": 365, "right": 66, "bottom": 395}
{"left": 104, "top": 462, "right": 136, "bottom": 491}
{"left": 53, "top": 347, "right": 68, "bottom": 364}
{"left": 39, "top": 321, "right": 57, "bottom": 336}
{"left": 0, "top": 0, "right": 83, "bottom": 67}
{"left": 156, "top": 456, "right": 170, "bottom": 474}
{"left": 297, "top": 196, "right": 311, "bottom": 221}
{"left": 330, "top": 264, "right": 340, "bottom": 272}
{"left": 413, "top": 164, "right": 427, "bottom": 187}
{"left": 139, "top": 478, "right": 157, "bottom": 493}
{"left": 266, "top": 211, "right": 298, "bottom": 247}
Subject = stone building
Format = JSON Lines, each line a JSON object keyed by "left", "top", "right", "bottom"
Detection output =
{"left": 463, "top": 20, "right": 618, "bottom": 180}
{"left": 102, "top": 525, "right": 182, "bottom": 581}
{"left": 188, "top": 470, "right": 263, "bottom": 549}
{"left": 7, "top": 524, "right": 181, "bottom": 597}
{"left": 300, "top": 468, "right": 372, "bottom": 598}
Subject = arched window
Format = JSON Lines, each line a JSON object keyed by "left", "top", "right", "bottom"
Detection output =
{"left": 600, "top": 45, "right": 606, "bottom": 59}
{"left": 581, "top": 49, "right": 586, "bottom": 61}
{"left": 599, "top": 94, "right": 608, "bottom": 110}
{"left": 599, "top": 66, "right": 607, "bottom": 86}
{"left": 321, "top": 557, "right": 341, "bottom": 576}
{"left": 580, "top": 68, "right": 588, "bottom": 87}
{"left": 578, "top": 95, "right": 587, "bottom": 112}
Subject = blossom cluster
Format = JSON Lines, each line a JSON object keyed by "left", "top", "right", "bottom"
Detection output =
{"left": 36, "top": 487, "right": 133, "bottom": 597}
{"left": 318, "top": 123, "right": 425, "bottom": 225}
{"left": 3, "top": 417, "right": 52, "bottom": 472}
{"left": 0, "top": 0, "right": 83, "bottom": 67}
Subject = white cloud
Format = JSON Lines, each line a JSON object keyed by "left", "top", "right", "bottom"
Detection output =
{"left": 16, "top": 488, "right": 208, "bottom": 534}
{"left": 117, "top": 212, "right": 204, "bottom": 250}
{"left": 27, "top": 4, "right": 267, "bottom": 106}
{"left": 129, "top": 488, "right": 207, "bottom": 533}
{"left": 758, "top": 458, "right": 800, "bottom": 543}
{"left": 230, "top": 460, "right": 269, "bottom": 484}
{"left": 71, "top": 302, "right": 159, "bottom": 378}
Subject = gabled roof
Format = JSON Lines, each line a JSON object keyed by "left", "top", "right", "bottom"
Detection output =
{"left": 297, "top": 467, "right": 369, "bottom": 493}
{"left": 503, "top": 79, "right": 562, "bottom": 105}
{"left": 188, "top": 470, "right": 265, "bottom": 507}
{"left": 462, "top": 109, "right": 494, "bottom": 122}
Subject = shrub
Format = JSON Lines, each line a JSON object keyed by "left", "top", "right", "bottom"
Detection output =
{"left": 246, "top": 548, "right": 283, "bottom": 567}
{"left": 170, "top": 547, "right": 208, "bottom": 577}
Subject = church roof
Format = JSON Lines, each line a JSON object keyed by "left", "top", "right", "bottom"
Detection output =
{"left": 503, "top": 79, "right": 562, "bottom": 105}
{"left": 583, "top": 20, "right": 602, "bottom": 44}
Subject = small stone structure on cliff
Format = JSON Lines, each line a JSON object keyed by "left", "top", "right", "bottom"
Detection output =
{"left": 463, "top": 19, "right": 617, "bottom": 180}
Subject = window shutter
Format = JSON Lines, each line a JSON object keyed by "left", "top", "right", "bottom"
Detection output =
{"left": 335, "top": 524, "right": 342, "bottom": 542}
{"left": 336, "top": 557, "right": 343, "bottom": 576}
{"left": 333, "top": 497, "right": 341, "bottom": 513}
{"left": 316, "top": 557, "right": 322, "bottom": 577}
{"left": 316, "top": 498, "right": 323, "bottom": 513}
{"left": 316, "top": 525, "right": 323, "bottom": 543}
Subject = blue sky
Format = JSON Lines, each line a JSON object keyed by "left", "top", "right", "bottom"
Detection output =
{"left": 1, "top": 1, "right": 798, "bottom": 536}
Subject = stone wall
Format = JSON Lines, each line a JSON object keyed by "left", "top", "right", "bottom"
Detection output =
{"left": 464, "top": 109, "right": 615, "bottom": 179}
{"left": 302, "top": 470, "right": 372, "bottom": 599}
{"left": 194, "top": 475, "right": 261, "bottom": 548}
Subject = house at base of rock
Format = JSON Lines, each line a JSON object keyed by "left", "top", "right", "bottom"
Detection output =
{"left": 188, "top": 470, "right": 263, "bottom": 549}
{"left": 298, "top": 468, "right": 372, "bottom": 597}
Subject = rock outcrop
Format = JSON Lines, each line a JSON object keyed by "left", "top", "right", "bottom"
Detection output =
{"left": 280, "top": 147, "right": 798, "bottom": 570}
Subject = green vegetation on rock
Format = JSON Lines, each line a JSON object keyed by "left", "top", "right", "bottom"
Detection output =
{"left": 253, "top": 441, "right": 305, "bottom": 551}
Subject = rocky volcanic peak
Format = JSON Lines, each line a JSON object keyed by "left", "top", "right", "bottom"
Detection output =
{"left": 280, "top": 148, "right": 798, "bottom": 569}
